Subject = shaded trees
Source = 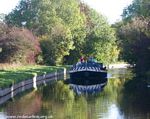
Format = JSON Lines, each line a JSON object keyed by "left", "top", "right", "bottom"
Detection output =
{"left": 114, "top": 0, "right": 150, "bottom": 90}
{"left": 117, "top": 18, "right": 150, "bottom": 78}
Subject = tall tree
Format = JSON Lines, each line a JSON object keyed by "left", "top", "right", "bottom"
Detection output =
{"left": 122, "top": 0, "right": 150, "bottom": 20}
{"left": 112, "top": 0, "right": 150, "bottom": 91}
{"left": 118, "top": 17, "right": 150, "bottom": 78}
{"left": 5, "top": 0, "right": 85, "bottom": 65}
{"left": 5, "top": 0, "right": 119, "bottom": 65}
{"left": 81, "top": 3, "right": 119, "bottom": 64}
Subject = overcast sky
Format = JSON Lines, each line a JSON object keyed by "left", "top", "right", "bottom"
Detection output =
{"left": 0, "top": 0, "right": 133, "bottom": 24}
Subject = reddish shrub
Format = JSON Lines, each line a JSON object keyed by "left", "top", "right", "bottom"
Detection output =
{"left": 0, "top": 24, "right": 41, "bottom": 64}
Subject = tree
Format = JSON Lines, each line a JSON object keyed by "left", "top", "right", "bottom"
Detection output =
{"left": 113, "top": 0, "right": 150, "bottom": 91}
{"left": 0, "top": 23, "right": 41, "bottom": 64}
{"left": 120, "top": 0, "right": 150, "bottom": 69}
{"left": 40, "top": 23, "right": 73, "bottom": 65}
{"left": 122, "top": 0, "right": 150, "bottom": 21}
{"left": 117, "top": 18, "right": 150, "bottom": 78}
{"left": 5, "top": 0, "right": 85, "bottom": 65}
{"left": 80, "top": 3, "right": 119, "bottom": 64}
{"left": 5, "top": 0, "right": 119, "bottom": 65}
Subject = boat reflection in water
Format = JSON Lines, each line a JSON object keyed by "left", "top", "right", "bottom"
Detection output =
{"left": 70, "top": 82, "right": 107, "bottom": 95}
{"left": 68, "top": 61, "right": 108, "bottom": 94}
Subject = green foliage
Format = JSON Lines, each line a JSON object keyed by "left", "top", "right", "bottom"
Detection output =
{"left": 117, "top": 17, "right": 150, "bottom": 79}
{"left": 40, "top": 23, "right": 74, "bottom": 65}
{"left": 122, "top": 0, "right": 150, "bottom": 21}
{"left": 5, "top": 0, "right": 119, "bottom": 65}
{"left": 5, "top": 0, "right": 85, "bottom": 65}
{"left": 0, "top": 23, "right": 41, "bottom": 64}
{"left": 66, "top": 3, "right": 119, "bottom": 64}
{"left": 116, "top": 0, "right": 150, "bottom": 67}
{"left": 81, "top": 4, "right": 119, "bottom": 64}
{"left": 36, "top": 53, "right": 44, "bottom": 65}
{"left": 5, "top": 0, "right": 39, "bottom": 29}
{"left": 54, "top": 81, "right": 74, "bottom": 101}
{"left": 113, "top": 0, "right": 150, "bottom": 91}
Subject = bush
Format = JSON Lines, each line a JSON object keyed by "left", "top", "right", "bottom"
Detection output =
{"left": 0, "top": 24, "right": 41, "bottom": 64}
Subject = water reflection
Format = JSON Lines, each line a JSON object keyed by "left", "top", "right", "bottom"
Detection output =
{"left": 70, "top": 83, "right": 106, "bottom": 95}
{"left": 0, "top": 69, "right": 150, "bottom": 119}
{"left": 67, "top": 73, "right": 107, "bottom": 95}
{"left": 0, "top": 90, "right": 43, "bottom": 119}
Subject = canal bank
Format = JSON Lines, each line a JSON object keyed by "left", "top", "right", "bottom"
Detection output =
{"left": 1, "top": 68, "right": 150, "bottom": 119}
{"left": 0, "top": 63, "right": 130, "bottom": 105}
{"left": 0, "top": 65, "right": 67, "bottom": 105}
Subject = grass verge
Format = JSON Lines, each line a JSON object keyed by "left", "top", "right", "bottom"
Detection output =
{"left": 0, "top": 65, "right": 64, "bottom": 89}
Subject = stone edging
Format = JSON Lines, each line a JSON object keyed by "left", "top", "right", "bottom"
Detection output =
{"left": 0, "top": 68, "right": 66, "bottom": 105}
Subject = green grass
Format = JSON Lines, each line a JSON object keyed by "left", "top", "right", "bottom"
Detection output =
{"left": 0, "top": 65, "right": 64, "bottom": 89}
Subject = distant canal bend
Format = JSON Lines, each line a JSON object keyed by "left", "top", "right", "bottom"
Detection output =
{"left": 0, "top": 68, "right": 150, "bottom": 119}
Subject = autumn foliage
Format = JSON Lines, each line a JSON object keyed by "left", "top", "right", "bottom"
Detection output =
{"left": 0, "top": 23, "right": 41, "bottom": 64}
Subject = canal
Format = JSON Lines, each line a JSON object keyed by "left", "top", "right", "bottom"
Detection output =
{"left": 0, "top": 68, "right": 150, "bottom": 119}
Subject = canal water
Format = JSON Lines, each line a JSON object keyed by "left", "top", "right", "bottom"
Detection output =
{"left": 0, "top": 68, "right": 150, "bottom": 119}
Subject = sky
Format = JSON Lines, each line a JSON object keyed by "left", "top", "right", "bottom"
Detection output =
{"left": 0, "top": 0, "right": 133, "bottom": 24}
{"left": 0, "top": 0, "right": 20, "bottom": 14}
{"left": 82, "top": 0, "right": 133, "bottom": 23}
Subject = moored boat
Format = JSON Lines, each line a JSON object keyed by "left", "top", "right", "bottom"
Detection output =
{"left": 69, "top": 61, "right": 107, "bottom": 85}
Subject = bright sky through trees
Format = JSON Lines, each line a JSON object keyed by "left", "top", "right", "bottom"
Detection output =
{"left": 0, "top": 0, "right": 19, "bottom": 14}
{"left": 82, "top": 0, "right": 133, "bottom": 23}
{"left": 0, "top": 0, "right": 133, "bottom": 24}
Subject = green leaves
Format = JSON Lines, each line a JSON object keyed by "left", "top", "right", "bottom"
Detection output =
{"left": 117, "top": 17, "right": 150, "bottom": 64}
{"left": 81, "top": 5, "right": 119, "bottom": 64}
{"left": 40, "top": 23, "right": 74, "bottom": 65}
{"left": 122, "top": 0, "right": 150, "bottom": 21}
{"left": 5, "top": 0, "right": 119, "bottom": 65}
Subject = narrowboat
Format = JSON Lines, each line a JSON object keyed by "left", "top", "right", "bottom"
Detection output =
{"left": 69, "top": 61, "right": 108, "bottom": 94}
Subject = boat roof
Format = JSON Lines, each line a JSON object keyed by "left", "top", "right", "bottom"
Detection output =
{"left": 70, "top": 62, "right": 106, "bottom": 73}
{"left": 74, "top": 62, "right": 103, "bottom": 68}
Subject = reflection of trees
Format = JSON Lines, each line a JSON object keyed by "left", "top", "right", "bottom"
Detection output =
{"left": 92, "top": 78, "right": 125, "bottom": 118}
{"left": 40, "top": 81, "right": 75, "bottom": 119}
{"left": 97, "top": 68, "right": 134, "bottom": 118}
{"left": 3, "top": 68, "right": 148, "bottom": 119}
{"left": 119, "top": 87, "right": 150, "bottom": 119}
{"left": 5, "top": 90, "right": 42, "bottom": 116}
{"left": 118, "top": 79, "right": 150, "bottom": 119}
{"left": 40, "top": 76, "right": 128, "bottom": 119}
{"left": 102, "top": 69, "right": 131, "bottom": 104}
{"left": 2, "top": 78, "right": 124, "bottom": 119}
{"left": 41, "top": 81, "right": 94, "bottom": 119}
{"left": 116, "top": 68, "right": 150, "bottom": 119}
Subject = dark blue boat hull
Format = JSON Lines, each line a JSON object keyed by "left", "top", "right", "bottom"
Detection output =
{"left": 69, "top": 71, "right": 107, "bottom": 85}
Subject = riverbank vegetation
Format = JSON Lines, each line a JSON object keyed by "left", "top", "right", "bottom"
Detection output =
{"left": 0, "top": 0, "right": 119, "bottom": 89}
{"left": 1, "top": 0, "right": 119, "bottom": 66}
{"left": 0, "top": 0, "right": 150, "bottom": 93}
{"left": 113, "top": 0, "right": 150, "bottom": 93}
